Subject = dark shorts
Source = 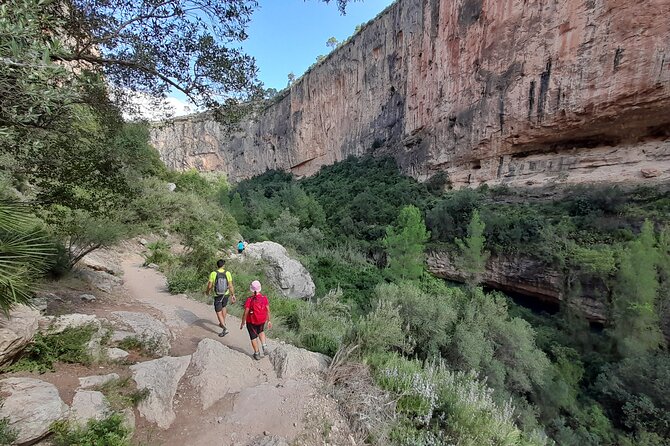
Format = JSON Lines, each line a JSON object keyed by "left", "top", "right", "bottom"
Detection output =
{"left": 214, "top": 295, "right": 229, "bottom": 312}
{"left": 246, "top": 322, "right": 265, "bottom": 340}
{"left": 238, "top": 248, "right": 244, "bottom": 254}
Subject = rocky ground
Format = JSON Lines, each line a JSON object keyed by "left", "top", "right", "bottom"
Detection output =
{"left": 0, "top": 241, "right": 358, "bottom": 446}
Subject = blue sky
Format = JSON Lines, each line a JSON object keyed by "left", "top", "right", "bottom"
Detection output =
{"left": 243, "top": 0, "right": 395, "bottom": 90}
{"left": 143, "top": 0, "right": 395, "bottom": 117}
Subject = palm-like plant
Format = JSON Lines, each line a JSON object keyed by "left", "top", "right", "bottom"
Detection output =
{"left": 0, "top": 199, "right": 54, "bottom": 314}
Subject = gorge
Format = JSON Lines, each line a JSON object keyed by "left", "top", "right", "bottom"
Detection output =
{"left": 151, "top": 0, "right": 670, "bottom": 188}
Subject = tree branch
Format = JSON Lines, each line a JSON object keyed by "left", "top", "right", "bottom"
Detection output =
{"left": 51, "top": 53, "right": 200, "bottom": 104}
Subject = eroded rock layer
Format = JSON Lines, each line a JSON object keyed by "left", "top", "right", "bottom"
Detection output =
{"left": 151, "top": 0, "right": 670, "bottom": 187}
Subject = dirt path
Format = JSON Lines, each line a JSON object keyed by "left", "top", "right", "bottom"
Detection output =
{"left": 121, "top": 253, "right": 266, "bottom": 358}
{"left": 118, "top": 253, "right": 353, "bottom": 446}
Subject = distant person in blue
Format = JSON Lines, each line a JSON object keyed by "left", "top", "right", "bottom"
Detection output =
{"left": 237, "top": 240, "right": 245, "bottom": 254}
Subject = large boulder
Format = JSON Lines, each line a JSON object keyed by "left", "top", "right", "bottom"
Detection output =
{"left": 268, "top": 343, "right": 330, "bottom": 379}
{"left": 130, "top": 355, "right": 191, "bottom": 429}
{"left": 188, "top": 339, "right": 264, "bottom": 409}
{"left": 79, "top": 248, "right": 123, "bottom": 276}
{"left": 78, "top": 268, "right": 123, "bottom": 294}
{"left": 70, "top": 390, "right": 109, "bottom": 427}
{"left": 245, "top": 241, "right": 315, "bottom": 299}
{"left": 0, "top": 378, "right": 69, "bottom": 445}
{"left": 0, "top": 305, "right": 40, "bottom": 367}
{"left": 112, "top": 311, "right": 173, "bottom": 356}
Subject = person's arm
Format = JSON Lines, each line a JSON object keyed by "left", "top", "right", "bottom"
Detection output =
{"left": 205, "top": 273, "right": 213, "bottom": 296}
{"left": 240, "top": 307, "right": 249, "bottom": 329}
{"left": 227, "top": 272, "right": 236, "bottom": 303}
{"left": 266, "top": 306, "right": 272, "bottom": 329}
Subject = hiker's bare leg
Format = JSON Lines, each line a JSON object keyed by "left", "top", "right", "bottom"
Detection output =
{"left": 250, "top": 338, "right": 260, "bottom": 353}
{"left": 259, "top": 331, "right": 267, "bottom": 345}
{"left": 216, "top": 308, "right": 226, "bottom": 327}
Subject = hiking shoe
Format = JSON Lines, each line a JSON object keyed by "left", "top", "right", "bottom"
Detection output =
{"left": 262, "top": 344, "right": 270, "bottom": 354}
{"left": 253, "top": 352, "right": 261, "bottom": 361}
{"left": 218, "top": 328, "right": 228, "bottom": 337}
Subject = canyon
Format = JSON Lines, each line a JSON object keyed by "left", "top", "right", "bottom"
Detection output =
{"left": 150, "top": 0, "right": 670, "bottom": 320}
{"left": 151, "top": 0, "right": 670, "bottom": 188}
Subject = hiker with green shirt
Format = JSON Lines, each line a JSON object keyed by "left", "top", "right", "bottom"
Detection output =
{"left": 206, "top": 259, "right": 236, "bottom": 337}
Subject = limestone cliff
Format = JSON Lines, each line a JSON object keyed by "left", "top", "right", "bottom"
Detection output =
{"left": 151, "top": 0, "right": 670, "bottom": 187}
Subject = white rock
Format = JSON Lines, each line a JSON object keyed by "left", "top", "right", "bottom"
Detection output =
{"left": 130, "top": 355, "right": 191, "bottom": 429}
{"left": 110, "top": 330, "right": 136, "bottom": 343}
{"left": 268, "top": 343, "right": 330, "bottom": 379}
{"left": 106, "top": 347, "right": 130, "bottom": 361}
{"left": 0, "top": 378, "right": 69, "bottom": 445}
{"left": 166, "top": 183, "right": 177, "bottom": 192}
{"left": 31, "top": 297, "right": 48, "bottom": 314}
{"left": 245, "top": 241, "right": 316, "bottom": 299}
{"left": 79, "top": 249, "right": 122, "bottom": 276}
{"left": 44, "top": 313, "right": 100, "bottom": 334}
{"left": 78, "top": 373, "right": 120, "bottom": 389}
{"left": 189, "top": 339, "right": 264, "bottom": 409}
{"left": 78, "top": 268, "right": 123, "bottom": 294}
{"left": 0, "top": 305, "right": 40, "bottom": 367}
{"left": 70, "top": 390, "right": 110, "bottom": 427}
{"left": 121, "top": 407, "right": 136, "bottom": 432}
{"left": 112, "top": 311, "right": 172, "bottom": 356}
{"left": 146, "top": 263, "right": 160, "bottom": 270}
{"left": 80, "top": 294, "right": 97, "bottom": 302}
{"left": 139, "top": 238, "right": 149, "bottom": 246}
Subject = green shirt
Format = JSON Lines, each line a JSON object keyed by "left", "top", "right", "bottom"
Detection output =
{"left": 209, "top": 268, "right": 233, "bottom": 295}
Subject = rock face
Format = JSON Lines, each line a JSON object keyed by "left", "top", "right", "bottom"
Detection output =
{"left": 245, "top": 242, "right": 315, "bottom": 299}
{"left": 426, "top": 250, "right": 608, "bottom": 322}
{"left": 151, "top": 0, "right": 670, "bottom": 188}
{"left": 70, "top": 390, "right": 110, "bottom": 427}
{"left": 0, "top": 378, "right": 69, "bottom": 445}
{"left": 130, "top": 355, "right": 191, "bottom": 429}
{"left": 268, "top": 343, "right": 330, "bottom": 379}
{"left": 188, "top": 338, "right": 264, "bottom": 409}
{"left": 112, "top": 311, "right": 173, "bottom": 356}
{"left": 0, "top": 305, "right": 40, "bottom": 367}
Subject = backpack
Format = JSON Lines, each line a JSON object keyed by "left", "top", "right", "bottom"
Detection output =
{"left": 249, "top": 294, "right": 268, "bottom": 324}
{"left": 214, "top": 270, "right": 228, "bottom": 295}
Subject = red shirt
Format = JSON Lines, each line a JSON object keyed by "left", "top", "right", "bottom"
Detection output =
{"left": 244, "top": 293, "right": 269, "bottom": 325}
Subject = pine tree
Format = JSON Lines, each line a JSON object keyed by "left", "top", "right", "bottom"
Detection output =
{"left": 384, "top": 205, "right": 430, "bottom": 281}
{"left": 612, "top": 220, "right": 664, "bottom": 357}
{"left": 455, "top": 210, "right": 490, "bottom": 286}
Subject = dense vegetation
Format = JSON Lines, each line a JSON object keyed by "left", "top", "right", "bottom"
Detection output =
{"left": 2, "top": 0, "right": 669, "bottom": 444}
{"left": 223, "top": 157, "right": 670, "bottom": 446}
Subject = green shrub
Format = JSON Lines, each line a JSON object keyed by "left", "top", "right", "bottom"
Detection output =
{"left": 115, "top": 336, "right": 160, "bottom": 357}
{"left": 594, "top": 353, "right": 670, "bottom": 438}
{"left": 98, "top": 377, "right": 149, "bottom": 410}
{"left": 143, "top": 240, "right": 174, "bottom": 267}
{"left": 51, "top": 413, "right": 131, "bottom": 446}
{"left": 166, "top": 267, "right": 203, "bottom": 294}
{"left": 4, "top": 325, "right": 96, "bottom": 373}
{"left": 377, "top": 282, "right": 458, "bottom": 359}
{"left": 296, "top": 290, "right": 351, "bottom": 356}
{"left": 353, "top": 300, "right": 406, "bottom": 355}
{"left": 373, "top": 355, "right": 546, "bottom": 446}
{"left": 0, "top": 415, "right": 17, "bottom": 446}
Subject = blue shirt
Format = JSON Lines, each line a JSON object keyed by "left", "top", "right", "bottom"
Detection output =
{"left": 238, "top": 242, "right": 245, "bottom": 250}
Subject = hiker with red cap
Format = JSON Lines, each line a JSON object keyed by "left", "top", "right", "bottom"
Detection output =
{"left": 240, "top": 280, "right": 272, "bottom": 360}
